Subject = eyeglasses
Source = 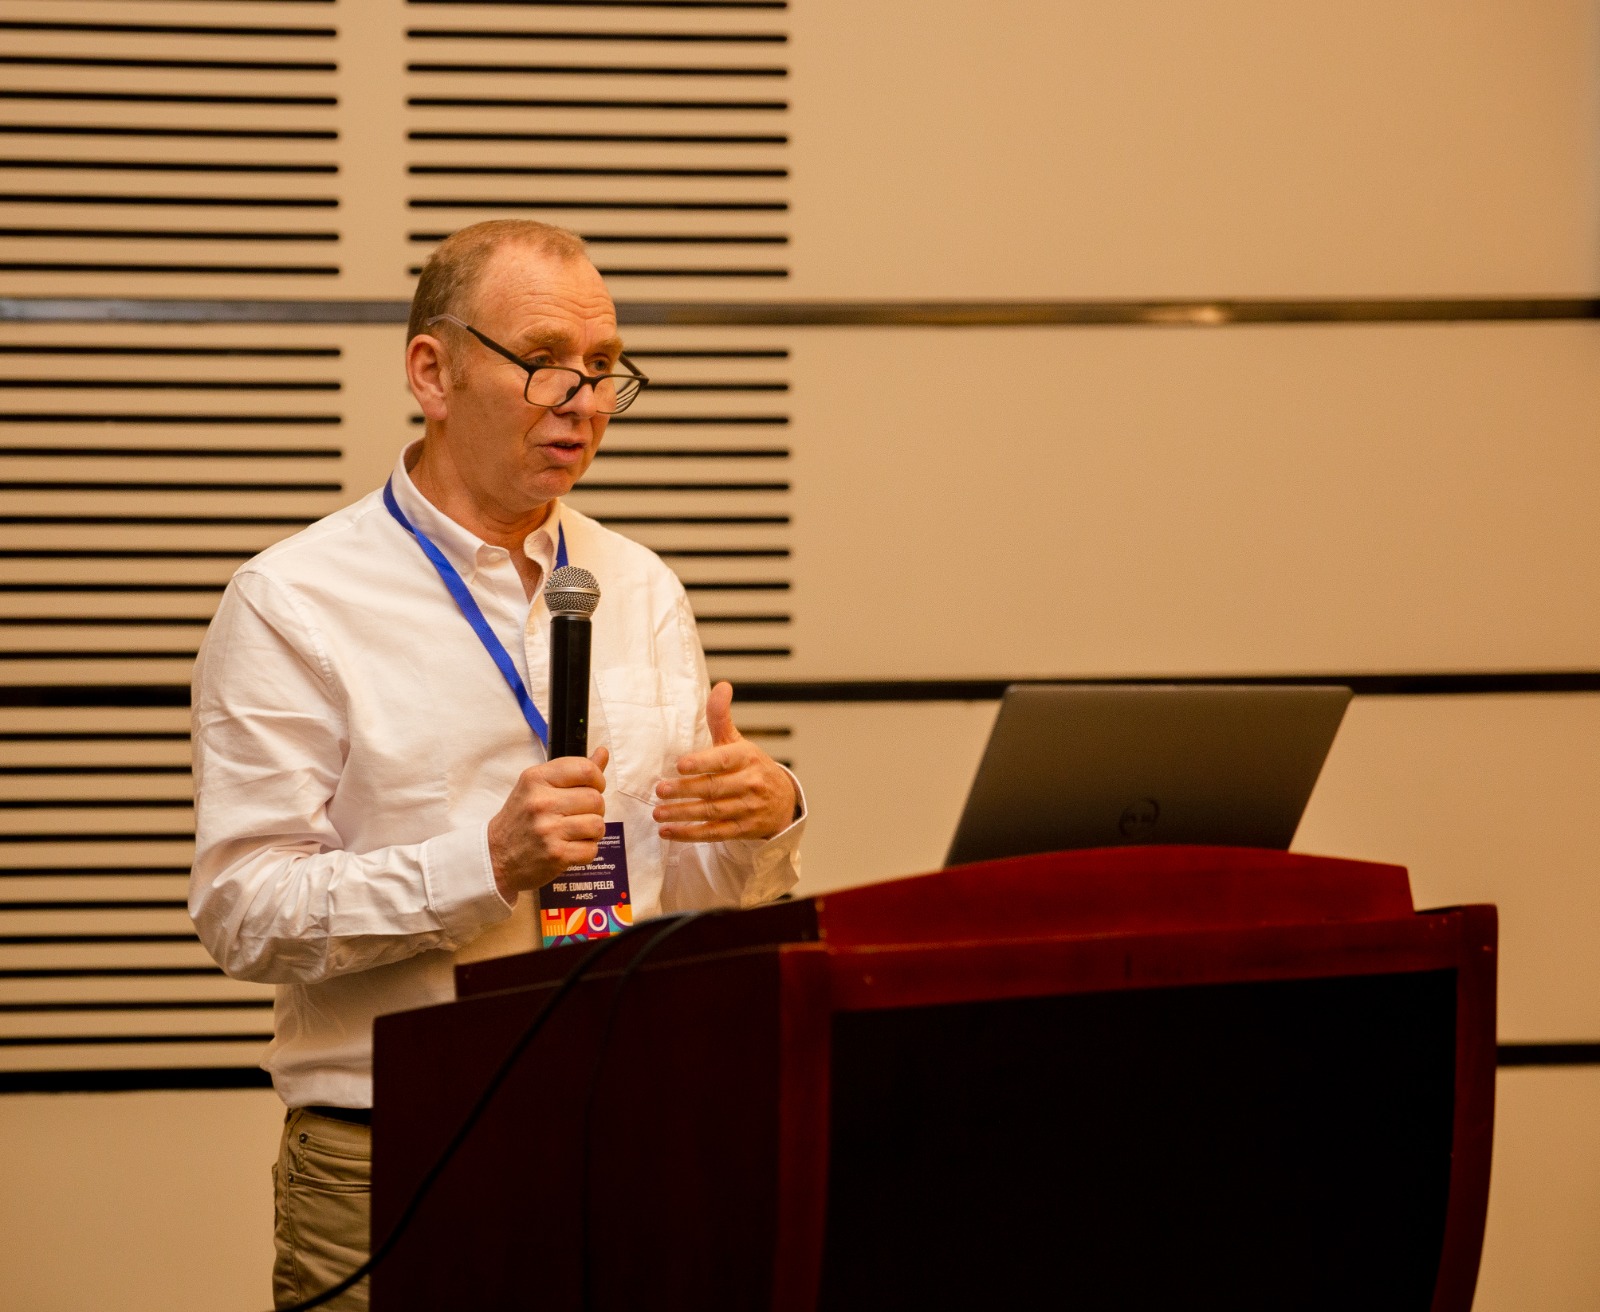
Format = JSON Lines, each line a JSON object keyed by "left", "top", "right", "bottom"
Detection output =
{"left": 425, "top": 313, "right": 650, "bottom": 415}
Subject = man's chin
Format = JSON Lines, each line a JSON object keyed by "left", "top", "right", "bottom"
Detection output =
{"left": 524, "top": 465, "right": 588, "bottom": 506}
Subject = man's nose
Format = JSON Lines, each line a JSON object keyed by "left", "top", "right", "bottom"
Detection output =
{"left": 552, "top": 377, "right": 600, "bottom": 418}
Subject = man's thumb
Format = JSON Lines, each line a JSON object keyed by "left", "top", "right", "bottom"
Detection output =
{"left": 707, "top": 680, "right": 740, "bottom": 746}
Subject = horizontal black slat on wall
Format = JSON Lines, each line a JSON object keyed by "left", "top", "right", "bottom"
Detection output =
{"left": 5, "top": 1043, "right": 1599, "bottom": 1095}
{"left": 3, "top": 672, "right": 1599, "bottom": 710}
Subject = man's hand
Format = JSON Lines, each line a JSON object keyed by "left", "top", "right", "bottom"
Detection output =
{"left": 653, "top": 681, "right": 797, "bottom": 842}
{"left": 487, "top": 747, "right": 609, "bottom": 898}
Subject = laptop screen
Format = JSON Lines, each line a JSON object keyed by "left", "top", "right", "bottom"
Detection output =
{"left": 944, "top": 684, "right": 1351, "bottom": 866}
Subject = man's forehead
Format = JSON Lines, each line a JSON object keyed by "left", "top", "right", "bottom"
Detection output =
{"left": 477, "top": 248, "right": 620, "bottom": 351}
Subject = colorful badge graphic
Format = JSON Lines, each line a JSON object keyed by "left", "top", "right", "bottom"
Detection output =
{"left": 539, "top": 821, "right": 633, "bottom": 948}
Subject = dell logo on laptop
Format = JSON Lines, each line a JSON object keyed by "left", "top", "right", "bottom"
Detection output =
{"left": 1119, "top": 798, "right": 1161, "bottom": 841}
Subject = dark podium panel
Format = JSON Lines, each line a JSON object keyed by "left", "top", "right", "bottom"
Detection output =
{"left": 371, "top": 847, "right": 1496, "bottom": 1312}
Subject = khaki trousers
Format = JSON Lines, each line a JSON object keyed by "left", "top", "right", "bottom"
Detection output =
{"left": 272, "top": 1108, "right": 372, "bottom": 1311}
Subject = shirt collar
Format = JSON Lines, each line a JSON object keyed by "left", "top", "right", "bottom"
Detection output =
{"left": 392, "top": 440, "right": 561, "bottom": 586}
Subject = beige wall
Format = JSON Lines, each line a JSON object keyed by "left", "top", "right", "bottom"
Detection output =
{"left": 790, "top": 0, "right": 1600, "bottom": 299}
{"left": 782, "top": 322, "right": 1600, "bottom": 681}
{"left": 0, "top": 1091, "right": 283, "bottom": 1312}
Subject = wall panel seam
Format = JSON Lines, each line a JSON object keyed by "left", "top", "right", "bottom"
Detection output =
{"left": 5, "top": 297, "right": 1600, "bottom": 326}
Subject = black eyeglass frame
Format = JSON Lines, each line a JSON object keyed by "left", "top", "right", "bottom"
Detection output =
{"left": 425, "top": 313, "right": 650, "bottom": 414}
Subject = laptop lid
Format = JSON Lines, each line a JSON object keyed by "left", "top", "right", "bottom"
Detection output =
{"left": 944, "top": 683, "right": 1352, "bottom": 867}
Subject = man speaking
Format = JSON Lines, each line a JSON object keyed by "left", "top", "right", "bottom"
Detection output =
{"left": 189, "top": 219, "right": 805, "bottom": 1309}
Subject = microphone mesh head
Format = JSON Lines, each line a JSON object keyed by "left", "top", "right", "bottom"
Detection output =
{"left": 545, "top": 565, "right": 600, "bottom": 617}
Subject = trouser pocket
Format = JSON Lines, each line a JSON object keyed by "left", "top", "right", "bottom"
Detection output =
{"left": 273, "top": 1109, "right": 372, "bottom": 1311}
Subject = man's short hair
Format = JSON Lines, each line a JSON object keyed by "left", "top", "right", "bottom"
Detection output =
{"left": 406, "top": 219, "right": 590, "bottom": 342}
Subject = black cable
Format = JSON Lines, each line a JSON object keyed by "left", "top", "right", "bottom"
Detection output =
{"left": 576, "top": 910, "right": 718, "bottom": 1311}
{"left": 272, "top": 918, "right": 682, "bottom": 1312}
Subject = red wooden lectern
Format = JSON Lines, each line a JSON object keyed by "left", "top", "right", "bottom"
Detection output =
{"left": 371, "top": 847, "right": 1495, "bottom": 1312}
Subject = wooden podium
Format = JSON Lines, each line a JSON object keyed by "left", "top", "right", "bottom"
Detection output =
{"left": 371, "top": 847, "right": 1496, "bottom": 1311}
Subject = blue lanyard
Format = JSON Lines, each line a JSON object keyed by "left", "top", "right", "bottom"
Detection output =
{"left": 383, "top": 477, "right": 569, "bottom": 752}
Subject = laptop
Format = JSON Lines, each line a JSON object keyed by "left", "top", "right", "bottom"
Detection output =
{"left": 944, "top": 684, "right": 1352, "bottom": 866}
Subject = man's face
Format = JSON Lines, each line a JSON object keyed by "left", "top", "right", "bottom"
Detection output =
{"left": 440, "top": 244, "right": 622, "bottom": 521}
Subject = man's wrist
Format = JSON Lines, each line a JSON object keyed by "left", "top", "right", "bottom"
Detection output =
{"left": 484, "top": 815, "right": 518, "bottom": 905}
{"left": 779, "top": 764, "right": 806, "bottom": 828}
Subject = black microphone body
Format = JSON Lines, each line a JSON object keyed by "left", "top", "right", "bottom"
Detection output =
{"left": 548, "top": 612, "right": 592, "bottom": 759}
{"left": 546, "top": 565, "right": 601, "bottom": 759}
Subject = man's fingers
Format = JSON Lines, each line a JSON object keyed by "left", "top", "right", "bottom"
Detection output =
{"left": 546, "top": 815, "right": 605, "bottom": 869}
{"left": 705, "top": 680, "right": 740, "bottom": 747}
{"left": 561, "top": 812, "right": 607, "bottom": 843}
{"left": 538, "top": 755, "right": 607, "bottom": 791}
{"left": 652, "top": 794, "right": 752, "bottom": 825}
{"left": 554, "top": 840, "right": 603, "bottom": 872}
{"left": 672, "top": 742, "right": 746, "bottom": 779}
{"left": 655, "top": 767, "right": 744, "bottom": 801}
{"left": 657, "top": 818, "right": 744, "bottom": 844}
{"left": 543, "top": 785, "right": 606, "bottom": 817}
{"left": 589, "top": 745, "right": 610, "bottom": 773}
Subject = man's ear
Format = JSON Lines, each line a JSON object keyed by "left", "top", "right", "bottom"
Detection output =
{"left": 406, "top": 333, "right": 452, "bottom": 423}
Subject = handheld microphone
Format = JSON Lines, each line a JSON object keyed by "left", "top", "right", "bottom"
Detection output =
{"left": 546, "top": 565, "right": 601, "bottom": 759}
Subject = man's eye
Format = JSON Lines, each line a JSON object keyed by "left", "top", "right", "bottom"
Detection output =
{"left": 523, "top": 356, "right": 554, "bottom": 369}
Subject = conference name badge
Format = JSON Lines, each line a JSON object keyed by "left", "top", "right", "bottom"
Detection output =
{"left": 539, "top": 821, "right": 634, "bottom": 948}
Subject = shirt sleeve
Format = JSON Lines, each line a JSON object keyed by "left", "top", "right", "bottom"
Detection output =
{"left": 188, "top": 569, "right": 513, "bottom": 985}
{"left": 655, "top": 588, "right": 806, "bottom": 914}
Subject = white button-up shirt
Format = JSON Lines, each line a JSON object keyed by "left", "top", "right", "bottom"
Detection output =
{"left": 189, "top": 444, "right": 804, "bottom": 1108}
